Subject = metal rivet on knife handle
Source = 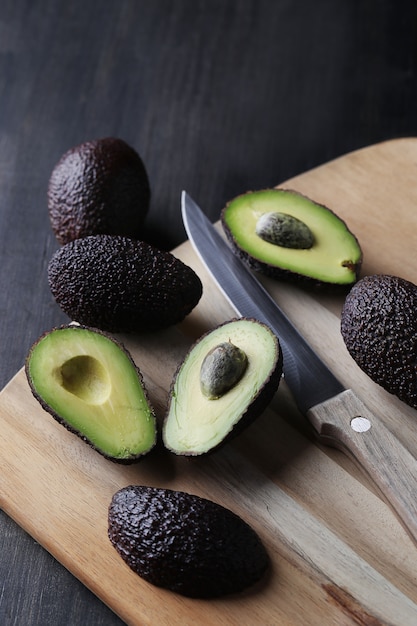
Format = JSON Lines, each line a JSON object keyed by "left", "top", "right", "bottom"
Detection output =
{"left": 351, "top": 416, "right": 371, "bottom": 433}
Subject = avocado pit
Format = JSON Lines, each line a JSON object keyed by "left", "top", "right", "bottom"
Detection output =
{"left": 255, "top": 211, "right": 314, "bottom": 249}
{"left": 200, "top": 341, "right": 248, "bottom": 399}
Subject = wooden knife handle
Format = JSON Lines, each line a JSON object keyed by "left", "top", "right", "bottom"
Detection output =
{"left": 307, "top": 389, "right": 417, "bottom": 545}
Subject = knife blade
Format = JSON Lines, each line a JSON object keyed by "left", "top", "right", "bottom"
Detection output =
{"left": 181, "top": 190, "right": 417, "bottom": 546}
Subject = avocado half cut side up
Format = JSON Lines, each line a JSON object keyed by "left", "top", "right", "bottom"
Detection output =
{"left": 25, "top": 325, "right": 156, "bottom": 463}
{"left": 108, "top": 485, "right": 270, "bottom": 598}
{"left": 221, "top": 188, "right": 362, "bottom": 286}
{"left": 163, "top": 318, "right": 282, "bottom": 455}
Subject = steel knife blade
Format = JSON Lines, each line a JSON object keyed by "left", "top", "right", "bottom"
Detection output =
{"left": 181, "top": 190, "right": 417, "bottom": 545}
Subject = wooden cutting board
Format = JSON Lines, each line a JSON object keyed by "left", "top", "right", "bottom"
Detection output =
{"left": 2, "top": 138, "right": 417, "bottom": 625}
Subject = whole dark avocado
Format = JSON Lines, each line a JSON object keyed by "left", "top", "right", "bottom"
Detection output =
{"left": 108, "top": 485, "right": 269, "bottom": 598}
{"left": 341, "top": 274, "right": 417, "bottom": 409}
{"left": 48, "top": 137, "right": 150, "bottom": 244}
{"left": 48, "top": 235, "right": 203, "bottom": 332}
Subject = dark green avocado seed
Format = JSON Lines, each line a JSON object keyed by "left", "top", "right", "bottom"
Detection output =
{"left": 255, "top": 211, "right": 314, "bottom": 249}
{"left": 200, "top": 341, "right": 248, "bottom": 399}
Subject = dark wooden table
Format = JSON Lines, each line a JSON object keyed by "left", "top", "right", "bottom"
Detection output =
{"left": 1, "top": 1, "right": 417, "bottom": 624}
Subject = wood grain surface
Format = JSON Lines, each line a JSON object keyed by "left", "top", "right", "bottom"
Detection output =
{"left": 2, "top": 139, "right": 417, "bottom": 625}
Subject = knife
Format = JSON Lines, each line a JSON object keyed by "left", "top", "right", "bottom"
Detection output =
{"left": 181, "top": 190, "right": 417, "bottom": 546}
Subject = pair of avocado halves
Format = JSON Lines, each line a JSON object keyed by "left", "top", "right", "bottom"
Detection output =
{"left": 25, "top": 318, "right": 283, "bottom": 462}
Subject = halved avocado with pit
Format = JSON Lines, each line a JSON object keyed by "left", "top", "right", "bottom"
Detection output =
{"left": 163, "top": 318, "right": 282, "bottom": 455}
{"left": 25, "top": 325, "right": 156, "bottom": 462}
{"left": 221, "top": 188, "right": 362, "bottom": 285}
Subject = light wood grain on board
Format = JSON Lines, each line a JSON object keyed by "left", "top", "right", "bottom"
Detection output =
{"left": 2, "top": 138, "right": 417, "bottom": 625}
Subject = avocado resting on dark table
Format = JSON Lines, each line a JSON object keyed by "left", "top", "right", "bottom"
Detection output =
{"left": 48, "top": 137, "right": 150, "bottom": 244}
{"left": 48, "top": 234, "right": 203, "bottom": 333}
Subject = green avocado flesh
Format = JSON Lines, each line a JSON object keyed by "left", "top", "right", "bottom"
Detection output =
{"left": 163, "top": 318, "right": 282, "bottom": 455}
{"left": 221, "top": 189, "right": 362, "bottom": 285}
{"left": 26, "top": 326, "right": 156, "bottom": 462}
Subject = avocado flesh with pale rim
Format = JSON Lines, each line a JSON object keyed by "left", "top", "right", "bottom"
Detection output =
{"left": 26, "top": 325, "right": 156, "bottom": 462}
{"left": 163, "top": 318, "right": 282, "bottom": 455}
{"left": 221, "top": 189, "right": 362, "bottom": 285}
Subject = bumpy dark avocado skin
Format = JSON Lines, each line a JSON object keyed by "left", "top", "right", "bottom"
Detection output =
{"left": 108, "top": 485, "right": 269, "bottom": 598}
{"left": 341, "top": 274, "right": 417, "bottom": 409}
{"left": 48, "top": 234, "right": 203, "bottom": 332}
{"left": 48, "top": 137, "right": 150, "bottom": 244}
